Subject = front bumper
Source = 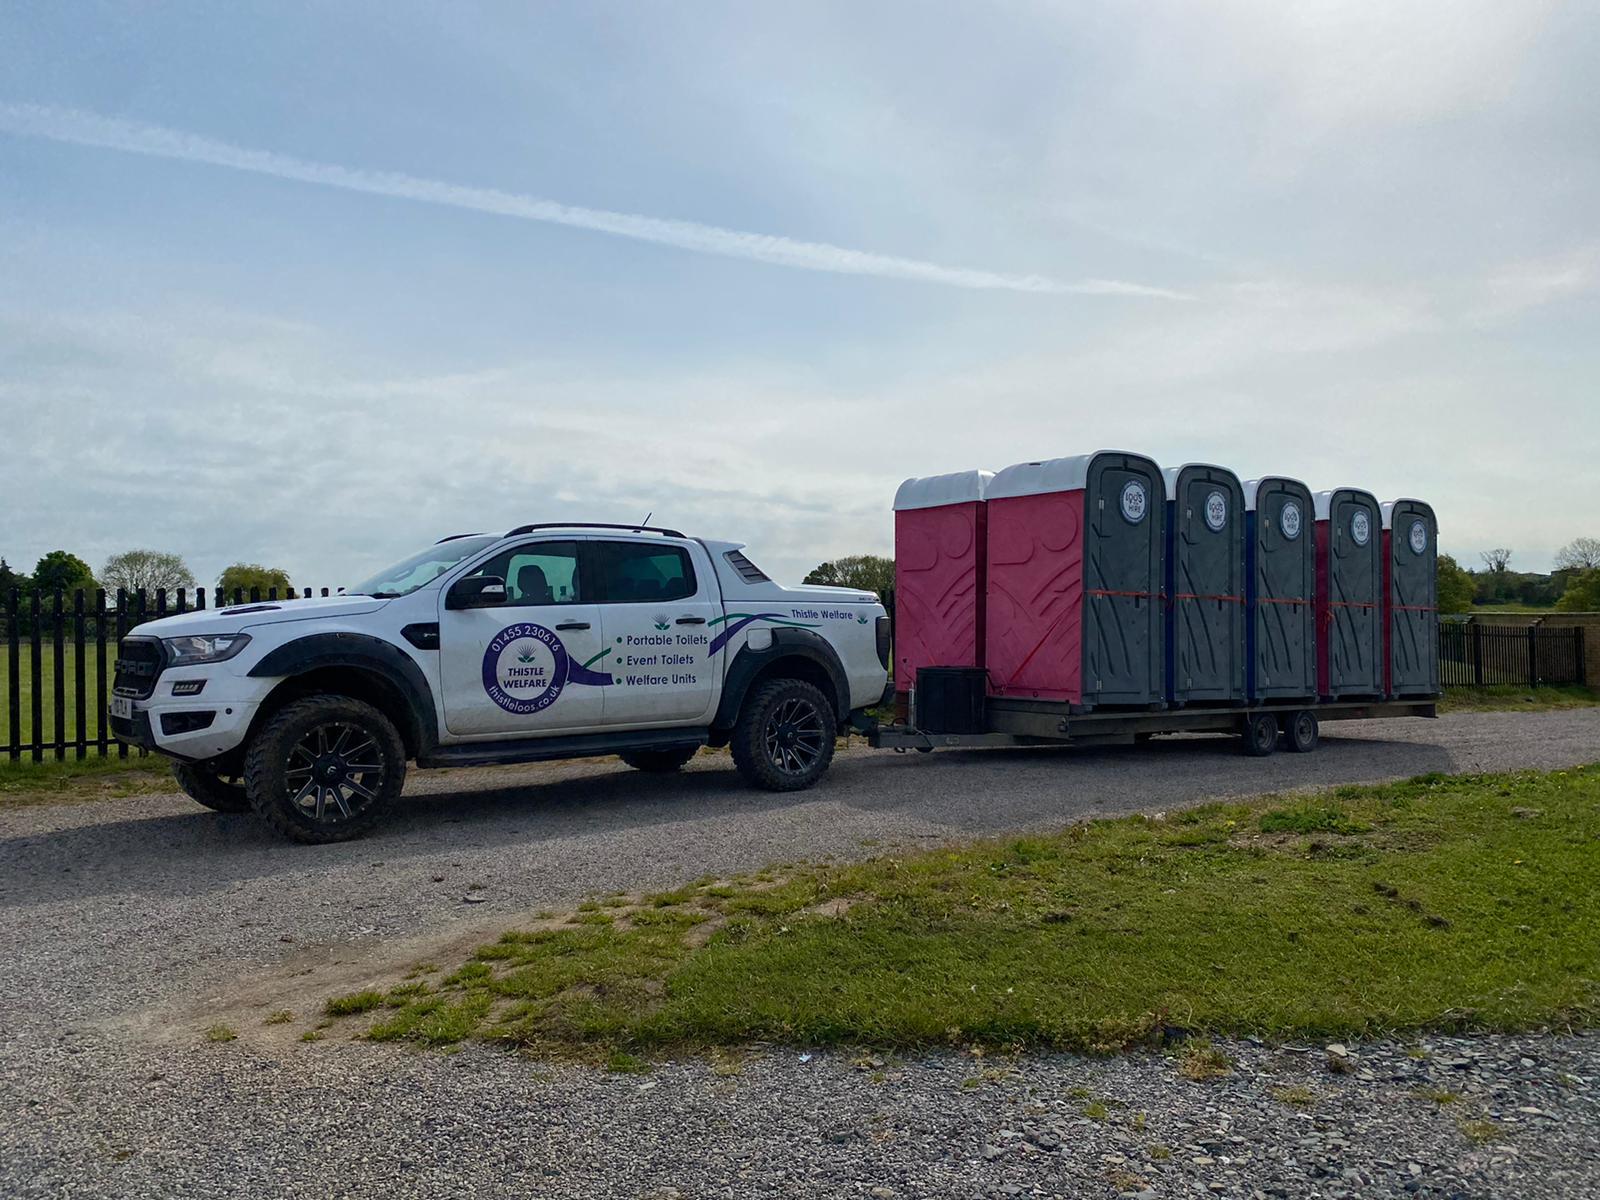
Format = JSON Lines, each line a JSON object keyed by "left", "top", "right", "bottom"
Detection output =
{"left": 109, "top": 708, "right": 161, "bottom": 754}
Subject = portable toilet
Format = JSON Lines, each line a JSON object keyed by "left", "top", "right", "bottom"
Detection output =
{"left": 892, "top": 470, "right": 993, "bottom": 699}
{"left": 1242, "top": 476, "right": 1317, "bottom": 702}
{"left": 1314, "top": 487, "right": 1384, "bottom": 699}
{"left": 1382, "top": 499, "right": 1440, "bottom": 697}
{"left": 1162, "top": 464, "right": 1246, "bottom": 705}
{"left": 984, "top": 451, "right": 1165, "bottom": 709}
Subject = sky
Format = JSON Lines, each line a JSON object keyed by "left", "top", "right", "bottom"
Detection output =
{"left": 2, "top": 0, "right": 1597, "bottom": 590}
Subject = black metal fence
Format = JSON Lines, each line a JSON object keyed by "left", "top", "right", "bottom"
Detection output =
{"left": 2, "top": 586, "right": 336, "bottom": 763}
{"left": 1438, "top": 622, "right": 1586, "bottom": 688}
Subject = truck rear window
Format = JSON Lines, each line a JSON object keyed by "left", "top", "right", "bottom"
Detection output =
{"left": 724, "top": 550, "right": 770, "bottom": 583}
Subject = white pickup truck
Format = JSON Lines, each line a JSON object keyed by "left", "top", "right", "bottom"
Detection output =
{"left": 110, "top": 524, "right": 890, "bottom": 842}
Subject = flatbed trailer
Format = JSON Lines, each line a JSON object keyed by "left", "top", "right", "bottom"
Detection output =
{"left": 867, "top": 697, "right": 1438, "bottom": 757}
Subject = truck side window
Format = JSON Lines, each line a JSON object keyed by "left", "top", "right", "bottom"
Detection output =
{"left": 596, "top": 542, "right": 697, "bottom": 603}
{"left": 465, "top": 541, "right": 582, "bottom": 605}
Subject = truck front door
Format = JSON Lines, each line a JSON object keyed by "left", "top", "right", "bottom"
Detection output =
{"left": 590, "top": 539, "right": 719, "bottom": 727}
{"left": 438, "top": 540, "right": 609, "bottom": 736}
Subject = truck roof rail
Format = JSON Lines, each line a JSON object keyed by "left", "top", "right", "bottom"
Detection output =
{"left": 434, "top": 532, "right": 487, "bottom": 544}
{"left": 504, "top": 521, "right": 687, "bottom": 538}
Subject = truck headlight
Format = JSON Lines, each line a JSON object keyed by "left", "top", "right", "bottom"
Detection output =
{"left": 162, "top": 633, "right": 252, "bottom": 666}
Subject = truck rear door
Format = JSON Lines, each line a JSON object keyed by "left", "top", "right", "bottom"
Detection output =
{"left": 588, "top": 539, "right": 720, "bottom": 727}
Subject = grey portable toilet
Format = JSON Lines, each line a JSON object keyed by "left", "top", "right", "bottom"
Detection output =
{"left": 1162, "top": 464, "right": 1246, "bottom": 705}
{"left": 1243, "top": 476, "right": 1317, "bottom": 702}
{"left": 1314, "top": 488, "right": 1384, "bottom": 699}
{"left": 1383, "top": 499, "right": 1440, "bottom": 697}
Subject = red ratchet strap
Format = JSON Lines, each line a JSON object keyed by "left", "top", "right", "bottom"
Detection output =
{"left": 1257, "top": 597, "right": 1310, "bottom": 606}
{"left": 1173, "top": 593, "right": 1244, "bottom": 604}
{"left": 1087, "top": 588, "right": 1161, "bottom": 600}
{"left": 1392, "top": 604, "right": 1437, "bottom": 612}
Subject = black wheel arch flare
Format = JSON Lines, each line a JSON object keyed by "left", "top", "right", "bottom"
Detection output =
{"left": 248, "top": 633, "right": 439, "bottom": 755}
{"left": 712, "top": 627, "right": 852, "bottom": 732}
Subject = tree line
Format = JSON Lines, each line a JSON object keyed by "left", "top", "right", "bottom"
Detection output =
{"left": 0, "top": 549, "right": 298, "bottom": 630}
{"left": 808, "top": 541, "right": 1600, "bottom": 617}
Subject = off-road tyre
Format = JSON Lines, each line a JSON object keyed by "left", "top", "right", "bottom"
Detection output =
{"left": 243, "top": 695, "right": 406, "bottom": 844}
{"left": 731, "top": 678, "right": 837, "bottom": 792}
{"left": 172, "top": 762, "right": 252, "bottom": 813}
{"left": 619, "top": 746, "right": 700, "bottom": 773}
{"left": 1240, "top": 711, "right": 1279, "bottom": 757}
{"left": 1284, "top": 709, "right": 1320, "bottom": 753}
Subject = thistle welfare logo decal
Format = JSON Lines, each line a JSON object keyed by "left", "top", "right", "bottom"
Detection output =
{"left": 482, "top": 623, "right": 612, "bottom": 714}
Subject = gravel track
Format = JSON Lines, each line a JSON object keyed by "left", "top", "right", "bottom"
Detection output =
{"left": 1, "top": 708, "right": 1597, "bottom": 1198}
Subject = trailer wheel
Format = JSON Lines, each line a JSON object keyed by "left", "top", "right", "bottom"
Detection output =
{"left": 1240, "top": 712, "right": 1278, "bottom": 757}
{"left": 1284, "top": 710, "right": 1319, "bottom": 753}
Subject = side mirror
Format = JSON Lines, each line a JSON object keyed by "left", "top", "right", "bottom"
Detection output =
{"left": 446, "top": 575, "right": 507, "bottom": 610}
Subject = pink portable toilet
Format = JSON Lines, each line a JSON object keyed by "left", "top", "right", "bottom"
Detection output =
{"left": 984, "top": 452, "right": 1166, "bottom": 709}
{"left": 1314, "top": 488, "right": 1384, "bottom": 699}
{"left": 1382, "top": 499, "right": 1440, "bottom": 697}
{"left": 892, "top": 470, "right": 993, "bottom": 699}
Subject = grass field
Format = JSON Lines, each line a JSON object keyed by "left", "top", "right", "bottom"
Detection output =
{"left": 1435, "top": 685, "right": 1600, "bottom": 713}
{"left": 0, "top": 644, "right": 122, "bottom": 754}
{"left": 320, "top": 765, "right": 1600, "bottom": 1057}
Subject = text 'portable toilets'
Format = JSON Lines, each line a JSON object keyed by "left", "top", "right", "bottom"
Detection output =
{"left": 1314, "top": 487, "right": 1384, "bottom": 699}
{"left": 984, "top": 451, "right": 1166, "bottom": 709}
{"left": 1163, "top": 464, "right": 1246, "bottom": 705}
{"left": 1243, "top": 476, "right": 1317, "bottom": 703}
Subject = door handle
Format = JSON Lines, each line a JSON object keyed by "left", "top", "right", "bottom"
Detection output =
{"left": 556, "top": 621, "right": 591, "bottom": 631}
{"left": 675, "top": 616, "right": 707, "bottom": 625}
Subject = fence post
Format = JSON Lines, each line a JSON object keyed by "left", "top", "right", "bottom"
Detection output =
{"left": 115, "top": 589, "right": 128, "bottom": 758}
{"left": 95, "top": 588, "right": 108, "bottom": 755}
{"left": 1527, "top": 626, "right": 1539, "bottom": 687}
{"left": 52, "top": 591, "right": 66, "bottom": 762}
{"left": 6, "top": 589, "right": 19, "bottom": 762}
{"left": 73, "top": 590, "right": 86, "bottom": 760}
{"left": 29, "top": 592, "right": 42, "bottom": 763}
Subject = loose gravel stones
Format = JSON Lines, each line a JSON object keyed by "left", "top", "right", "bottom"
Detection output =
{"left": 1, "top": 710, "right": 1597, "bottom": 1197}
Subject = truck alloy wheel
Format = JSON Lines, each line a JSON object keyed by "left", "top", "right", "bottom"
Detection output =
{"left": 244, "top": 696, "right": 406, "bottom": 843}
{"left": 731, "top": 679, "right": 837, "bottom": 791}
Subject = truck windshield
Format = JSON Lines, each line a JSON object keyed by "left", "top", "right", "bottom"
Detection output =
{"left": 348, "top": 536, "right": 499, "bottom": 599}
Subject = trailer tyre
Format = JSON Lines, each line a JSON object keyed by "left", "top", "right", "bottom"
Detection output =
{"left": 172, "top": 762, "right": 252, "bottom": 813}
{"left": 731, "top": 678, "right": 837, "bottom": 791}
{"left": 1241, "top": 712, "right": 1279, "bottom": 757}
{"left": 1284, "top": 710, "right": 1319, "bottom": 753}
{"left": 619, "top": 746, "right": 699, "bottom": 773}
{"left": 243, "top": 696, "right": 407, "bottom": 844}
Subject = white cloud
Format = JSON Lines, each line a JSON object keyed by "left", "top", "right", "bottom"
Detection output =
{"left": 0, "top": 103, "right": 1188, "bottom": 299}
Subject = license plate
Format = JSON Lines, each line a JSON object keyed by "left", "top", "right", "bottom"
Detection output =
{"left": 110, "top": 696, "right": 133, "bottom": 720}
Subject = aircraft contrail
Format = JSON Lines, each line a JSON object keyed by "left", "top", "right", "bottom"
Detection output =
{"left": 0, "top": 103, "right": 1187, "bottom": 299}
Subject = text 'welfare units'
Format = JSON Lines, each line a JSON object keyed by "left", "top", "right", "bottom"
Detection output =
{"left": 893, "top": 450, "right": 1440, "bottom": 732}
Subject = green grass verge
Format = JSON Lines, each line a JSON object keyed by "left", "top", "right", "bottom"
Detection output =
{"left": 322, "top": 765, "right": 1600, "bottom": 1056}
{"left": 1437, "top": 686, "right": 1600, "bottom": 713}
{"left": 0, "top": 755, "right": 172, "bottom": 807}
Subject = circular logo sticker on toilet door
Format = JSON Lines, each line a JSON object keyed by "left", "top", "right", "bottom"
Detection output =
{"left": 1204, "top": 490, "right": 1227, "bottom": 532}
{"left": 1120, "top": 480, "right": 1148, "bottom": 524}
{"left": 1351, "top": 509, "right": 1372, "bottom": 546}
{"left": 481, "top": 623, "right": 570, "bottom": 715}
{"left": 1409, "top": 519, "right": 1428, "bottom": 555}
{"left": 1280, "top": 500, "right": 1302, "bottom": 540}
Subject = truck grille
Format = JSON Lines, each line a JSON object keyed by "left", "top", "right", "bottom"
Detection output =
{"left": 113, "top": 637, "right": 166, "bottom": 700}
